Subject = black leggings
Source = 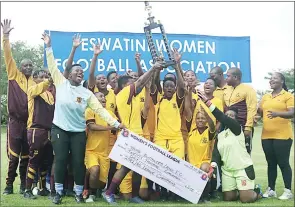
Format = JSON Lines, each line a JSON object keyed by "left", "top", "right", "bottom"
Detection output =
{"left": 51, "top": 124, "right": 86, "bottom": 186}
{"left": 262, "top": 139, "right": 293, "bottom": 190}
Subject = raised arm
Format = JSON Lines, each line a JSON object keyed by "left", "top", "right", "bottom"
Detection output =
{"left": 201, "top": 105, "right": 216, "bottom": 140}
{"left": 42, "top": 33, "right": 66, "bottom": 86}
{"left": 134, "top": 61, "right": 163, "bottom": 95}
{"left": 88, "top": 43, "right": 103, "bottom": 89}
{"left": 87, "top": 93, "right": 123, "bottom": 129}
{"left": 63, "top": 34, "right": 82, "bottom": 79}
{"left": 154, "top": 69, "right": 162, "bottom": 94}
{"left": 1, "top": 19, "right": 20, "bottom": 80}
{"left": 135, "top": 52, "right": 144, "bottom": 77}
{"left": 172, "top": 48, "right": 184, "bottom": 78}
{"left": 27, "top": 79, "right": 52, "bottom": 100}
{"left": 184, "top": 84, "right": 193, "bottom": 122}
{"left": 142, "top": 80, "right": 152, "bottom": 119}
{"left": 198, "top": 91, "right": 241, "bottom": 136}
{"left": 172, "top": 48, "right": 185, "bottom": 98}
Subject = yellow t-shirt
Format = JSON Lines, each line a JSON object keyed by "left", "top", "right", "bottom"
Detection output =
{"left": 260, "top": 90, "right": 294, "bottom": 139}
{"left": 138, "top": 88, "right": 156, "bottom": 140}
{"left": 210, "top": 96, "right": 224, "bottom": 124}
{"left": 223, "top": 83, "right": 257, "bottom": 131}
{"left": 85, "top": 108, "right": 117, "bottom": 156}
{"left": 154, "top": 93, "right": 183, "bottom": 141}
{"left": 187, "top": 128, "right": 212, "bottom": 168}
{"left": 116, "top": 84, "right": 143, "bottom": 135}
{"left": 93, "top": 86, "right": 116, "bottom": 114}
{"left": 213, "top": 84, "right": 228, "bottom": 103}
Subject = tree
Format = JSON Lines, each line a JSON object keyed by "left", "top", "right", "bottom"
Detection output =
{"left": 264, "top": 68, "right": 294, "bottom": 93}
{"left": 1, "top": 41, "right": 43, "bottom": 124}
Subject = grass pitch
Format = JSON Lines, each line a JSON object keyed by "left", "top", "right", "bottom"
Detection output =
{"left": 0, "top": 126, "right": 294, "bottom": 206}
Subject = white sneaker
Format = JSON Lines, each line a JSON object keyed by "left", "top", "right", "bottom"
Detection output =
{"left": 263, "top": 187, "right": 277, "bottom": 198}
{"left": 278, "top": 188, "right": 293, "bottom": 200}
{"left": 86, "top": 195, "right": 95, "bottom": 203}
{"left": 32, "top": 187, "right": 39, "bottom": 196}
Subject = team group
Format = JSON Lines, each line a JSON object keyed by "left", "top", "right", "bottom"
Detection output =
{"left": 2, "top": 19, "right": 294, "bottom": 205}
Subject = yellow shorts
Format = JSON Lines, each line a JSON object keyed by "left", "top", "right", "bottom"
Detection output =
{"left": 154, "top": 138, "right": 185, "bottom": 160}
{"left": 85, "top": 151, "right": 110, "bottom": 183}
{"left": 117, "top": 135, "right": 150, "bottom": 193}
{"left": 222, "top": 168, "right": 255, "bottom": 192}
{"left": 119, "top": 171, "right": 133, "bottom": 194}
{"left": 108, "top": 134, "right": 117, "bottom": 161}
{"left": 140, "top": 176, "right": 148, "bottom": 189}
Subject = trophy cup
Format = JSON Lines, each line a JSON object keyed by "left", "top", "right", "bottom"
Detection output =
{"left": 144, "top": 1, "right": 176, "bottom": 68}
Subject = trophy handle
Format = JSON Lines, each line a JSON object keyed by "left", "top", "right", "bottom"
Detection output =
{"left": 144, "top": 27, "right": 158, "bottom": 64}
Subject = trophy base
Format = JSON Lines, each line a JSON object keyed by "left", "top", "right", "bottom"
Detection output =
{"left": 163, "top": 60, "right": 176, "bottom": 68}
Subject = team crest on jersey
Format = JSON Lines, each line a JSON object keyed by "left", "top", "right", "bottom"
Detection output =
{"left": 122, "top": 130, "right": 129, "bottom": 137}
{"left": 201, "top": 137, "right": 208, "bottom": 144}
{"left": 241, "top": 180, "right": 247, "bottom": 186}
{"left": 110, "top": 103, "right": 115, "bottom": 108}
{"left": 201, "top": 174, "right": 207, "bottom": 181}
{"left": 140, "top": 97, "right": 145, "bottom": 102}
{"left": 172, "top": 103, "right": 177, "bottom": 108}
{"left": 76, "top": 97, "right": 82, "bottom": 103}
{"left": 236, "top": 93, "right": 240, "bottom": 97}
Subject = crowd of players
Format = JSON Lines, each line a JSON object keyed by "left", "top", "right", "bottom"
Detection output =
{"left": 2, "top": 19, "right": 294, "bottom": 205}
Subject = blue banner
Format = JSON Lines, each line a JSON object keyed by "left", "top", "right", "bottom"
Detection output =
{"left": 44, "top": 31, "right": 251, "bottom": 82}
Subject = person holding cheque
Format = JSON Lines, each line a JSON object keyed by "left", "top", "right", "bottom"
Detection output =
{"left": 103, "top": 59, "right": 164, "bottom": 205}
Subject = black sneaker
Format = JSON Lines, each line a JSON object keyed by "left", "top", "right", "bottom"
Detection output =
{"left": 160, "top": 191, "right": 168, "bottom": 201}
{"left": 75, "top": 194, "right": 84, "bottom": 203}
{"left": 175, "top": 195, "right": 183, "bottom": 202}
{"left": 24, "top": 190, "right": 36, "bottom": 199}
{"left": 38, "top": 189, "right": 50, "bottom": 196}
{"left": 96, "top": 189, "right": 102, "bottom": 199}
{"left": 65, "top": 189, "right": 75, "bottom": 197}
{"left": 20, "top": 184, "right": 25, "bottom": 194}
{"left": 210, "top": 190, "right": 220, "bottom": 199}
{"left": 3, "top": 185, "right": 13, "bottom": 195}
{"left": 52, "top": 193, "right": 62, "bottom": 205}
{"left": 48, "top": 191, "right": 56, "bottom": 200}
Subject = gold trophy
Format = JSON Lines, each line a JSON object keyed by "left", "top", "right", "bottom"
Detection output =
{"left": 144, "top": 1, "right": 176, "bottom": 68}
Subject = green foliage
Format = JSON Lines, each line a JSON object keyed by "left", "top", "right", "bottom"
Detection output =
{"left": 264, "top": 68, "right": 294, "bottom": 93}
{"left": 0, "top": 41, "right": 43, "bottom": 124}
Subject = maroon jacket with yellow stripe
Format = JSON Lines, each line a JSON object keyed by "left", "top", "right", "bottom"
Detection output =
{"left": 3, "top": 38, "right": 35, "bottom": 122}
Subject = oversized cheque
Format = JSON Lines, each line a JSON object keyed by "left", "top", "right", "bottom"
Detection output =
{"left": 109, "top": 130, "right": 209, "bottom": 204}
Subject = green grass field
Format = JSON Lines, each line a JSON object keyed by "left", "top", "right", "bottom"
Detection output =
{"left": 0, "top": 126, "right": 294, "bottom": 206}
